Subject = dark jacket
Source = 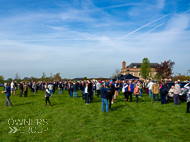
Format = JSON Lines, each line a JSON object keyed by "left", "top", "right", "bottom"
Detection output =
{"left": 73, "top": 84, "right": 77, "bottom": 92}
{"left": 20, "top": 83, "right": 23, "bottom": 90}
{"left": 110, "top": 84, "right": 115, "bottom": 96}
{"left": 69, "top": 85, "right": 73, "bottom": 91}
{"left": 160, "top": 85, "right": 168, "bottom": 95}
{"left": 88, "top": 83, "right": 92, "bottom": 92}
{"left": 100, "top": 87, "right": 109, "bottom": 99}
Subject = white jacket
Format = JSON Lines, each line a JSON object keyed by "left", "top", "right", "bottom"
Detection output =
{"left": 147, "top": 82, "right": 154, "bottom": 90}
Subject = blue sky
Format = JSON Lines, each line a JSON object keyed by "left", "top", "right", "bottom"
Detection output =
{"left": 0, "top": 0, "right": 190, "bottom": 79}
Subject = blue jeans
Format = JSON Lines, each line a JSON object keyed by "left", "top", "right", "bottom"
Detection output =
{"left": 73, "top": 91, "right": 77, "bottom": 97}
{"left": 85, "top": 93, "right": 89, "bottom": 103}
{"left": 161, "top": 94, "right": 166, "bottom": 104}
{"left": 140, "top": 89, "right": 142, "bottom": 97}
{"left": 58, "top": 88, "right": 63, "bottom": 94}
{"left": 70, "top": 91, "right": 73, "bottom": 97}
{"left": 49, "top": 89, "right": 53, "bottom": 96}
{"left": 97, "top": 90, "right": 100, "bottom": 97}
{"left": 101, "top": 98, "right": 109, "bottom": 112}
{"left": 153, "top": 94, "right": 159, "bottom": 101}
{"left": 149, "top": 90, "right": 152, "bottom": 98}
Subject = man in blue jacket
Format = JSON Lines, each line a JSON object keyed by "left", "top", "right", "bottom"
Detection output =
{"left": 100, "top": 84, "right": 110, "bottom": 113}
{"left": 2, "top": 83, "right": 13, "bottom": 107}
{"left": 126, "top": 80, "right": 134, "bottom": 102}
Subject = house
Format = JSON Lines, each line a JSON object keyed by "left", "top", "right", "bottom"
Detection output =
{"left": 121, "top": 61, "right": 159, "bottom": 79}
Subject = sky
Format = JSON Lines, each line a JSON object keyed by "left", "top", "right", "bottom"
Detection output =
{"left": 0, "top": 0, "right": 190, "bottom": 79}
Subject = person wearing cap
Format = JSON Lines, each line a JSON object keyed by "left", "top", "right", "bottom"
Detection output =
{"left": 173, "top": 81, "right": 181, "bottom": 105}
{"left": 2, "top": 83, "right": 13, "bottom": 107}
{"left": 151, "top": 81, "right": 160, "bottom": 101}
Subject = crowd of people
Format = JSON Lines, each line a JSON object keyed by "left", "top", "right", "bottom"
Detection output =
{"left": 1, "top": 78, "right": 190, "bottom": 113}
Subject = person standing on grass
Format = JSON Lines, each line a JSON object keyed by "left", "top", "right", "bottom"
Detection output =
{"left": 147, "top": 79, "right": 154, "bottom": 99}
{"left": 45, "top": 85, "right": 51, "bottom": 106}
{"left": 184, "top": 82, "right": 190, "bottom": 113}
{"left": 19, "top": 82, "right": 23, "bottom": 97}
{"left": 139, "top": 81, "right": 143, "bottom": 97}
{"left": 100, "top": 84, "right": 110, "bottom": 113}
{"left": 134, "top": 84, "right": 140, "bottom": 103}
{"left": 48, "top": 82, "right": 53, "bottom": 97}
{"left": 15, "top": 81, "right": 18, "bottom": 90}
{"left": 123, "top": 81, "right": 128, "bottom": 102}
{"left": 70, "top": 82, "right": 73, "bottom": 97}
{"left": 73, "top": 82, "right": 77, "bottom": 98}
{"left": 152, "top": 81, "right": 160, "bottom": 101}
{"left": 84, "top": 83, "right": 89, "bottom": 104}
{"left": 88, "top": 80, "right": 93, "bottom": 103}
{"left": 126, "top": 80, "right": 134, "bottom": 102}
{"left": 160, "top": 82, "right": 167, "bottom": 105}
{"left": 96, "top": 81, "right": 101, "bottom": 97}
{"left": 23, "top": 82, "right": 28, "bottom": 97}
{"left": 80, "top": 81, "right": 85, "bottom": 100}
{"left": 173, "top": 81, "right": 181, "bottom": 105}
{"left": 58, "top": 82, "right": 63, "bottom": 95}
{"left": 11, "top": 81, "right": 16, "bottom": 96}
{"left": 114, "top": 80, "right": 119, "bottom": 100}
{"left": 107, "top": 82, "right": 115, "bottom": 109}
{"left": 2, "top": 83, "right": 13, "bottom": 107}
{"left": 32, "top": 82, "right": 37, "bottom": 94}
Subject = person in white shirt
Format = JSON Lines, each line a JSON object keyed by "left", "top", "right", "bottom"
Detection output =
{"left": 11, "top": 81, "right": 16, "bottom": 96}
{"left": 96, "top": 81, "right": 101, "bottom": 97}
{"left": 147, "top": 79, "right": 154, "bottom": 99}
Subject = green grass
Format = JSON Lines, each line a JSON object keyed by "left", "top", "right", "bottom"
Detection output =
{"left": 0, "top": 87, "right": 189, "bottom": 142}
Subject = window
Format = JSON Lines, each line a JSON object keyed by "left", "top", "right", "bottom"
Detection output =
{"left": 131, "top": 72, "right": 134, "bottom": 76}
{"left": 138, "top": 72, "right": 141, "bottom": 77}
{"left": 134, "top": 66, "right": 137, "bottom": 68}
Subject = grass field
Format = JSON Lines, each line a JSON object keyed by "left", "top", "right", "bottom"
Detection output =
{"left": 0, "top": 87, "right": 189, "bottom": 142}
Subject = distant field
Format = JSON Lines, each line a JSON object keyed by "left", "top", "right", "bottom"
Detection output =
{"left": 0, "top": 87, "right": 189, "bottom": 142}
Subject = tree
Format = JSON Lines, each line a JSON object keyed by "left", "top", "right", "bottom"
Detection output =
{"left": 155, "top": 60, "right": 175, "bottom": 79}
{"left": 41, "top": 72, "right": 46, "bottom": 81}
{"left": 83, "top": 77, "right": 87, "bottom": 80}
{"left": 14, "top": 72, "right": 21, "bottom": 82}
{"left": 0, "top": 75, "right": 4, "bottom": 83}
{"left": 53, "top": 73, "right": 61, "bottom": 81}
{"left": 7, "top": 78, "right": 13, "bottom": 83}
{"left": 112, "top": 68, "right": 120, "bottom": 78}
{"left": 140, "top": 58, "right": 151, "bottom": 79}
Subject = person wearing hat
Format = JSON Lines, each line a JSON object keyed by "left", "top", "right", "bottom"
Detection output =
{"left": 151, "top": 81, "right": 160, "bottom": 101}
{"left": 173, "top": 81, "right": 181, "bottom": 105}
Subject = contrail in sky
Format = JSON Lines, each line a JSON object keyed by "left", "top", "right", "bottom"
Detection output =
{"left": 115, "top": 13, "right": 172, "bottom": 42}
{"left": 116, "top": 8, "right": 190, "bottom": 42}
{"left": 138, "top": 23, "right": 165, "bottom": 37}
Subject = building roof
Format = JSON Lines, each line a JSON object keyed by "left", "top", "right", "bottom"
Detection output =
{"left": 126, "top": 63, "right": 159, "bottom": 68}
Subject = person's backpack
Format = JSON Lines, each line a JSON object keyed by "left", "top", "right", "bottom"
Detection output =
{"left": 162, "top": 86, "right": 168, "bottom": 95}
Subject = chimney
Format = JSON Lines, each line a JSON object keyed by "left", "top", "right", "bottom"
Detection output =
{"left": 122, "top": 61, "right": 126, "bottom": 69}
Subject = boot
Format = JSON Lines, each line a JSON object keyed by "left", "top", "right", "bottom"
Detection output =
{"left": 44, "top": 103, "right": 47, "bottom": 106}
{"left": 49, "top": 103, "right": 51, "bottom": 106}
